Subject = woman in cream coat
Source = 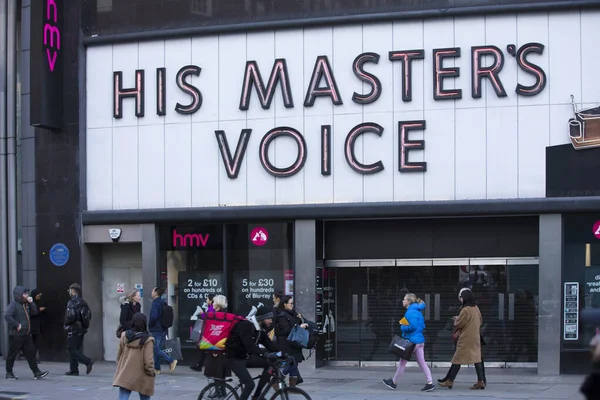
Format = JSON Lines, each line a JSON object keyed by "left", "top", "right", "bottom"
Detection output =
{"left": 438, "top": 289, "right": 486, "bottom": 390}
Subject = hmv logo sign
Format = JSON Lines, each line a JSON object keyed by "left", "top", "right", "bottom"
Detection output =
{"left": 30, "top": 0, "right": 63, "bottom": 130}
{"left": 43, "top": 0, "right": 60, "bottom": 72}
{"left": 172, "top": 230, "right": 210, "bottom": 248}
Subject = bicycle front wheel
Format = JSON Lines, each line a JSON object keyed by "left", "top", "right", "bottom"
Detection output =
{"left": 198, "top": 381, "right": 240, "bottom": 400}
{"left": 269, "top": 386, "right": 312, "bottom": 400}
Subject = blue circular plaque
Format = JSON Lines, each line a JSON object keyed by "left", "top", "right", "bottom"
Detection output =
{"left": 49, "top": 243, "right": 69, "bottom": 267}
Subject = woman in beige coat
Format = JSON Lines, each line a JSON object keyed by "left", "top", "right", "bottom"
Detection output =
{"left": 113, "top": 313, "right": 156, "bottom": 399}
{"left": 438, "top": 289, "right": 486, "bottom": 390}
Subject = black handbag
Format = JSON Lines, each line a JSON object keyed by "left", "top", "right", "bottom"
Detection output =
{"left": 387, "top": 334, "right": 416, "bottom": 360}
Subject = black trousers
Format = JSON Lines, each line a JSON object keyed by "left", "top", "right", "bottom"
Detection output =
{"left": 226, "top": 357, "right": 271, "bottom": 400}
{"left": 6, "top": 335, "right": 39, "bottom": 374}
{"left": 67, "top": 333, "right": 92, "bottom": 372}
{"left": 32, "top": 333, "right": 42, "bottom": 360}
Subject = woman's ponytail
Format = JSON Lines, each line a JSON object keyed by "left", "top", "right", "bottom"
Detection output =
{"left": 417, "top": 298, "right": 424, "bottom": 304}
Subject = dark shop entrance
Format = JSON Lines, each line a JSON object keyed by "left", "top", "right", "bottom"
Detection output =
{"left": 320, "top": 217, "right": 540, "bottom": 368}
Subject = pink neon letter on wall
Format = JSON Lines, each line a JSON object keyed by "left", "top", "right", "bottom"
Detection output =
{"left": 44, "top": 0, "right": 60, "bottom": 72}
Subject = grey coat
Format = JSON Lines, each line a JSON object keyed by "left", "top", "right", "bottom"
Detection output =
{"left": 4, "top": 286, "right": 38, "bottom": 336}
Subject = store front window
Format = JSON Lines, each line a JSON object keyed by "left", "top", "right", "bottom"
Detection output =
{"left": 226, "top": 223, "right": 294, "bottom": 318}
{"left": 158, "top": 222, "right": 293, "bottom": 355}
{"left": 563, "top": 214, "right": 600, "bottom": 351}
{"left": 328, "top": 259, "right": 539, "bottom": 364}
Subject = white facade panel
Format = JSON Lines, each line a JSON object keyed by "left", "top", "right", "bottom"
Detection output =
{"left": 85, "top": 11, "right": 598, "bottom": 211}
{"left": 582, "top": 11, "right": 600, "bottom": 104}
{"left": 164, "top": 123, "right": 192, "bottom": 208}
{"left": 112, "top": 126, "right": 139, "bottom": 209}
{"left": 138, "top": 124, "right": 165, "bottom": 209}
{"left": 191, "top": 121, "right": 219, "bottom": 207}
{"left": 486, "top": 107, "right": 519, "bottom": 199}
{"left": 455, "top": 108, "right": 487, "bottom": 200}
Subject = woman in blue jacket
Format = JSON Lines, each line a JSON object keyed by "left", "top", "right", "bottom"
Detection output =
{"left": 382, "top": 293, "right": 435, "bottom": 392}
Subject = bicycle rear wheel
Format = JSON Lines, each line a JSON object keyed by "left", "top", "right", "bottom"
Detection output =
{"left": 269, "top": 387, "right": 312, "bottom": 400}
{"left": 198, "top": 381, "right": 240, "bottom": 400}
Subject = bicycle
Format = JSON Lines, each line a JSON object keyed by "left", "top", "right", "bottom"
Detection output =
{"left": 197, "top": 355, "right": 312, "bottom": 400}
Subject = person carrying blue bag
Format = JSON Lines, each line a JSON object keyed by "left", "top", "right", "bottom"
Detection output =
{"left": 275, "top": 296, "right": 308, "bottom": 387}
{"left": 382, "top": 293, "right": 435, "bottom": 392}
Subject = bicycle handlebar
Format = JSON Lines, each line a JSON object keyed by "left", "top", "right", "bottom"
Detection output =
{"left": 269, "top": 355, "right": 296, "bottom": 368}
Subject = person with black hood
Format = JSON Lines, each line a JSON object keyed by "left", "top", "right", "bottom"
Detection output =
{"left": 113, "top": 313, "right": 156, "bottom": 399}
{"left": 64, "top": 283, "right": 94, "bottom": 376}
{"left": 29, "top": 289, "right": 46, "bottom": 363}
{"left": 4, "top": 286, "right": 49, "bottom": 380}
{"left": 225, "top": 306, "right": 281, "bottom": 400}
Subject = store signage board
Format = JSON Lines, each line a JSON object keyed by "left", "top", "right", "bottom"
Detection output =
{"left": 86, "top": 13, "right": 600, "bottom": 210}
{"left": 594, "top": 220, "right": 600, "bottom": 239}
{"left": 110, "top": 43, "right": 546, "bottom": 178}
{"left": 564, "top": 282, "right": 579, "bottom": 341}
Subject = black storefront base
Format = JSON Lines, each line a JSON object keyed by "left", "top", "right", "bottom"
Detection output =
{"left": 82, "top": 197, "right": 600, "bottom": 225}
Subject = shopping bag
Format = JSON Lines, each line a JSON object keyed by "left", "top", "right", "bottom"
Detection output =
{"left": 164, "top": 337, "right": 183, "bottom": 360}
{"left": 387, "top": 334, "right": 415, "bottom": 360}
{"left": 199, "top": 311, "right": 245, "bottom": 351}
{"left": 190, "top": 319, "right": 204, "bottom": 343}
{"left": 287, "top": 325, "right": 309, "bottom": 349}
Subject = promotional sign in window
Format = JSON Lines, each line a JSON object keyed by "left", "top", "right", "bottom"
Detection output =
{"left": 233, "top": 270, "right": 282, "bottom": 318}
{"left": 564, "top": 282, "right": 579, "bottom": 341}
{"left": 178, "top": 271, "right": 224, "bottom": 347}
{"left": 316, "top": 266, "right": 336, "bottom": 361}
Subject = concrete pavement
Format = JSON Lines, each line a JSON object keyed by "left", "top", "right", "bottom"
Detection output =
{"left": 0, "top": 360, "right": 588, "bottom": 399}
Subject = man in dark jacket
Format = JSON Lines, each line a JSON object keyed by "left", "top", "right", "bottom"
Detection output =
{"left": 4, "top": 286, "right": 49, "bottom": 380}
{"left": 64, "top": 283, "right": 94, "bottom": 376}
{"left": 148, "top": 286, "right": 177, "bottom": 374}
{"left": 226, "top": 306, "right": 280, "bottom": 400}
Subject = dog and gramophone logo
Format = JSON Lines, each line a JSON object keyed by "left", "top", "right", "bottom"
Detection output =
{"left": 569, "top": 94, "right": 600, "bottom": 150}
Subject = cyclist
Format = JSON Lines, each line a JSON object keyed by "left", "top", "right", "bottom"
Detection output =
{"left": 225, "top": 306, "right": 280, "bottom": 400}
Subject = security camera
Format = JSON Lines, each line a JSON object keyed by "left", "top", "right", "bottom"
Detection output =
{"left": 109, "top": 228, "right": 122, "bottom": 242}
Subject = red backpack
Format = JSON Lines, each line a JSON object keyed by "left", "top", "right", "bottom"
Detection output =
{"left": 198, "top": 311, "right": 246, "bottom": 351}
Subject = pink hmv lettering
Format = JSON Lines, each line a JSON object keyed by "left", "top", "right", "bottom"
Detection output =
{"left": 250, "top": 227, "right": 268, "bottom": 246}
{"left": 593, "top": 221, "right": 600, "bottom": 240}
{"left": 172, "top": 230, "right": 210, "bottom": 247}
{"left": 44, "top": 0, "right": 60, "bottom": 72}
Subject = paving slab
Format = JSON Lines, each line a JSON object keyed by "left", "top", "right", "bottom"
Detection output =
{"left": 0, "top": 361, "right": 589, "bottom": 399}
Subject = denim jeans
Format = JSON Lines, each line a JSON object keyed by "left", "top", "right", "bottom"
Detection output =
{"left": 282, "top": 362, "right": 300, "bottom": 377}
{"left": 118, "top": 387, "right": 150, "bottom": 400}
{"left": 151, "top": 332, "right": 173, "bottom": 370}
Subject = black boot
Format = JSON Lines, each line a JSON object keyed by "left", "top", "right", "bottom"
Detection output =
{"left": 480, "top": 361, "right": 487, "bottom": 385}
{"left": 471, "top": 362, "right": 486, "bottom": 390}
{"left": 438, "top": 364, "right": 460, "bottom": 389}
{"left": 437, "top": 370, "right": 450, "bottom": 383}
